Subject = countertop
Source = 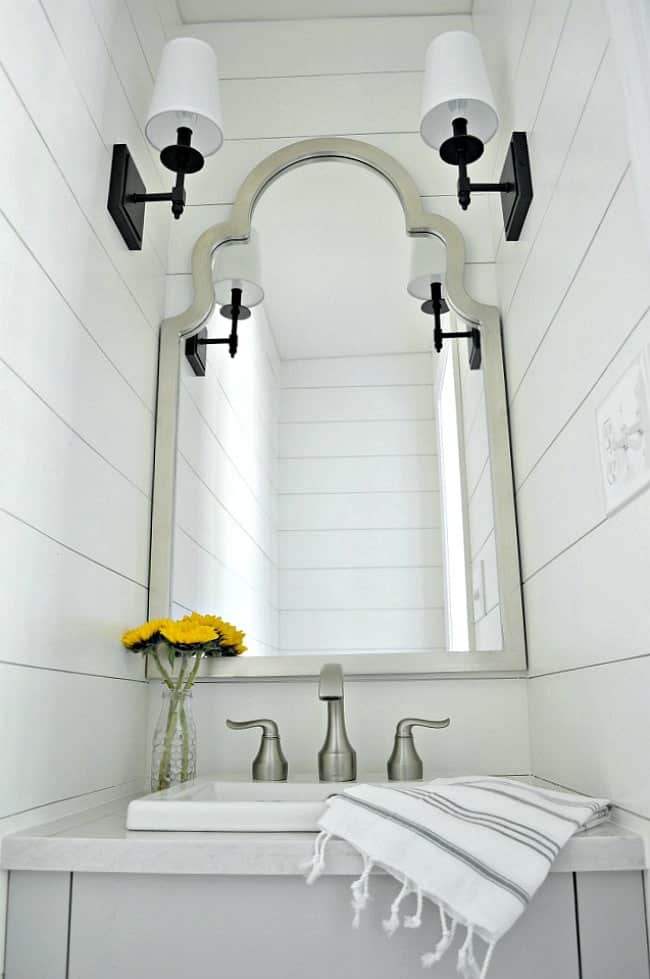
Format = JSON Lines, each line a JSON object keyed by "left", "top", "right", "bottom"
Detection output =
{"left": 1, "top": 796, "right": 645, "bottom": 877}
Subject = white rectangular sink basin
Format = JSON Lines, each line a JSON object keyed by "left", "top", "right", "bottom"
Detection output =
{"left": 127, "top": 776, "right": 413, "bottom": 832}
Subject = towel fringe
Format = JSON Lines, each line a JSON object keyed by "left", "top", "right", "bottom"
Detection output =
{"left": 421, "top": 906, "right": 458, "bottom": 969}
{"left": 350, "top": 853, "right": 374, "bottom": 928}
{"left": 382, "top": 878, "right": 411, "bottom": 937}
{"left": 302, "top": 831, "right": 332, "bottom": 885}
{"left": 457, "top": 925, "right": 476, "bottom": 978}
{"left": 404, "top": 887, "right": 423, "bottom": 929}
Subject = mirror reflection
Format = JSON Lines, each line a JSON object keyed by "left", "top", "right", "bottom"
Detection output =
{"left": 174, "top": 161, "right": 501, "bottom": 657}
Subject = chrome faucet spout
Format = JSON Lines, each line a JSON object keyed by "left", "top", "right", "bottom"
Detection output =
{"left": 318, "top": 663, "right": 356, "bottom": 782}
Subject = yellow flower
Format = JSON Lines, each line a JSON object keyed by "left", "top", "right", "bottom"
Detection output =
{"left": 122, "top": 618, "right": 172, "bottom": 649}
{"left": 183, "top": 612, "right": 226, "bottom": 631}
{"left": 160, "top": 620, "right": 219, "bottom": 647}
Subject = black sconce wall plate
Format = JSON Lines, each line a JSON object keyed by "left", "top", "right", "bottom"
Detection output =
{"left": 499, "top": 132, "right": 533, "bottom": 242}
{"left": 107, "top": 144, "right": 146, "bottom": 251}
{"left": 185, "top": 328, "right": 208, "bottom": 377}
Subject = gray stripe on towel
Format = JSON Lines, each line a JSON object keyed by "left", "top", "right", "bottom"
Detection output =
{"left": 337, "top": 794, "right": 531, "bottom": 907}
{"left": 390, "top": 787, "right": 558, "bottom": 863}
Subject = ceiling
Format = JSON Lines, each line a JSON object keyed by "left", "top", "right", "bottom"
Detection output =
{"left": 250, "top": 161, "right": 437, "bottom": 360}
{"left": 178, "top": 0, "right": 472, "bottom": 23}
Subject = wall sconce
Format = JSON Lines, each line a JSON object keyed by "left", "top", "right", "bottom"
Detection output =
{"left": 419, "top": 31, "right": 533, "bottom": 241}
{"left": 108, "top": 38, "right": 223, "bottom": 250}
{"left": 185, "top": 233, "right": 264, "bottom": 375}
{"left": 407, "top": 238, "right": 481, "bottom": 370}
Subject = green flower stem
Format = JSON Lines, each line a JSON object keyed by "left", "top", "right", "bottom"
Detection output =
{"left": 179, "top": 699, "right": 190, "bottom": 782}
{"left": 183, "top": 650, "right": 203, "bottom": 692}
{"left": 151, "top": 649, "right": 174, "bottom": 690}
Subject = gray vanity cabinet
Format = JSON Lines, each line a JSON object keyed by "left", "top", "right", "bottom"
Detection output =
{"left": 5, "top": 870, "right": 649, "bottom": 979}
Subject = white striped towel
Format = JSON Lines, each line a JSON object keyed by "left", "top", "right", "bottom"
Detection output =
{"left": 303, "top": 776, "right": 610, "bottom": 978}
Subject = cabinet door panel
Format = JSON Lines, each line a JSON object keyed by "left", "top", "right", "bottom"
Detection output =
{"left": 576, "top": 871, "right": 650, "bottom": 979}
{"left": 5, "top": 871, "right": 70, "bottom": 979}
{"left": 68, "top": 872, "right": 579, "bottom": 979}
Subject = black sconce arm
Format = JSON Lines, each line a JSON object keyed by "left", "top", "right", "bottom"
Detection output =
{"left": 185, "top": 288, "right": 252, "bottom": 373}
{"left": 421, "top": 282, "right": 481, "bottom": 370}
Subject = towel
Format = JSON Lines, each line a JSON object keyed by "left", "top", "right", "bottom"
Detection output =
{"left": 303, "top": 777, "right": 610, "bottom": 978}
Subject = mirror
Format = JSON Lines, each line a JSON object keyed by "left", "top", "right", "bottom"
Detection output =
{"left": 150, "top": 138, "right": 525, "bottom": 677}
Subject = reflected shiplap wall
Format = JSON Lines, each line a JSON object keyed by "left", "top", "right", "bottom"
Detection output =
{"left": 0, "top": 0, "right": 170, "bottom": 952}
{"left": 279, "top": 354, "right": 444, "bottom": 656}
{"left": 475, "top": 0, "right": 650, "bottom": 847}
{"left": 170, "top": 289, "right": 281, "bottom": 656}
{"left": 158, "top": 7, "right": 529, "bottom": 780}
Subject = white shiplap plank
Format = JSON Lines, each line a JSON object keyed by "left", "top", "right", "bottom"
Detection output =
{"left": 40, "top": 0, "right": 170, "bottom": 259}
{"left": 510, "top": 173, "right": 650, "bottom": 488}
{"left": 280, "top": 528, "right": 442, "bottom": 569}
{"left": 0, "top": 216, "right": 153, "bottom": 495}
{"left": 279, "top": 454, "right": 439, "bottom": 494}
{"left": 280, "top": 608, "right": 445, "bottom": 651}
{"left": 516, "top": 309, "right": 650, "bottom": 581}
{"left": 281, "top": 353, "right": 433, "bottom": 388}
{"left": 529, "top": 658, "right": 650, "bottom": 820}
{"left": 175, "top": 456, "right": 277, "bottom": 598}
{"left": 280, "top": 385, "right": 434, "bottom": 423}
{"left": 280, "top": 419, "right": 436, "bottom": 458}
{"left": 0, "top": 664, "right": 147, "bottom": 820}
{"left": 0, "top": 1, "right": 166, "bottom": 329}
{"left": 0, "top": 511, "right": 146, "bottom": 679}
{"left": 0, "top": 64, "right": 158, "bottom": 408}
{"left": 177, "top": 16, "right": 470, "bottom": 79}
{"left": 0, "top": 364, "right": 150, "bottom": 585}
{"left": 502, "top": 47, "right": 631, "bottom": 390}
{"left": 279, "top": 566, "right": 444, "bottom": 611}
{"left": 220, "top": 73, "right": 422, "bottom": 141}
{"left": 173, "top": 529, "right": 279, "bottom": 649}
{"left": 278, "top": 491, "right": 441, "bottom": 530}
{"left": 179, "top": 387, "right": 276, "bottom": 526}
{"left": 468, "top": 461, "right": 495, "bottom": 560}
{"left": 524, "top": 485, "right": 650, "bottom": 676}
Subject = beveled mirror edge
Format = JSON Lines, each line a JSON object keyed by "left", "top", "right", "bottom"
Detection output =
{"left": 148, "top": 137, "right": 527, "bottom": 678}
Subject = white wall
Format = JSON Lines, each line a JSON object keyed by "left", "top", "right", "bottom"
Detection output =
{"left": 171, "top": 297, "right": 280, "bottom": 656}
{"left": 159, "top": 8, "right": 530, "bottom": 782}
{"left": 0, "top": 0, "right": 170, "bottom": 951}
{"left": 279, "top": 354, "right": 444, "bottom": 656}
{"left": 474, "top": 0, "right": 650, "bottom": 849}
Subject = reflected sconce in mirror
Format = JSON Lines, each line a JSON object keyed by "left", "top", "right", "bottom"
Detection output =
{"left": 185, "top": 232, "right": 265, "bottom": 375}
{"left": 419, "top": 31, "right": 533, "bottom": 241}
{"left": 408, "top": 238, "right": 481, "bottom": 370}
{"left": 107, "top": 38, "right": 223, "bottom": 250}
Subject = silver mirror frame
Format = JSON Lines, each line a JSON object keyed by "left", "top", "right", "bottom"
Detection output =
{"left": 150, "top": 137, "right": 526, "bottom": 678}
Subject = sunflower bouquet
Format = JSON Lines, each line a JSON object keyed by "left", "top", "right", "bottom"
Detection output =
{"left": 122, "top": 612, "right": 246, "bottom": 790}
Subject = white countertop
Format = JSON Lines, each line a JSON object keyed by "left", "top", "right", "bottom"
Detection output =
{"left": 1, "top": 796, "right": 644, "bottom": 877}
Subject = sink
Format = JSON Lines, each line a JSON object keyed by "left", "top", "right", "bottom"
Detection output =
{"left": 126, "top": 776, "right": 414, "bottom": 832}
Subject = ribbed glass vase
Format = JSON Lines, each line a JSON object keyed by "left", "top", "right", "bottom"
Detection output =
{"left": 151, "top": 688, "right": 197, "bottom": 791}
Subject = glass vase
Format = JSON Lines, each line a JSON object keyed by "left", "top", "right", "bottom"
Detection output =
{"left": 151, "top": 687, "right": 197, "bottom": 791}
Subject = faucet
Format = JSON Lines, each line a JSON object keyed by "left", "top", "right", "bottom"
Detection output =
{"left": 318, "top": 663, "right": 357, "bottom": 782}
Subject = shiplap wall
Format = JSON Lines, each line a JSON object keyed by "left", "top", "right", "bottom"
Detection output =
{"left": 160, "top": 8, "right": 530, "bottom": 781}
{"left": 0, "top": 0, "right": 170, "bottom": 952}
{"left": 455, "top": 341, "right": 502, "bottom": 651}
{"left": 167, "top": 278, "right": 280, "bottom": 656}
{"left": 278, "top": 354, "right": 444, "bottom": 656}
{"left": 474, "top": 0, "right": 650, "bottom": 847}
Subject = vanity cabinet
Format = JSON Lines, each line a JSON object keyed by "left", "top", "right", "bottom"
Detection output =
{"left": 5, "top": 870, "right": 649, "bottom": 979}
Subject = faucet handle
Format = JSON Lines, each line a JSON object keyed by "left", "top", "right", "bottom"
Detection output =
{"left": 387, "top": 717, "right": 450, "bottom": 782}
{"left": 226, "top": 718, "right": 288, "bottom": 782}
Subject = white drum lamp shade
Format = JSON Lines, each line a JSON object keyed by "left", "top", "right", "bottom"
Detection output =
{"left": 214, "top": 232, "right": 264, "bottom": 308}
{"left": 145, "top": 38, "right": 224, "bottom": 157}
{"left": 407, "top": 237, "right": 447, "bottom": 301}
{"left": 420, "top": 31, "right": 499, "bottom": 150}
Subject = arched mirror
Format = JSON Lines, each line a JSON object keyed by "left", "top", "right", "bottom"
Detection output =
{"left": 150, "top": 138, "right": 525, "bottom": 677}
